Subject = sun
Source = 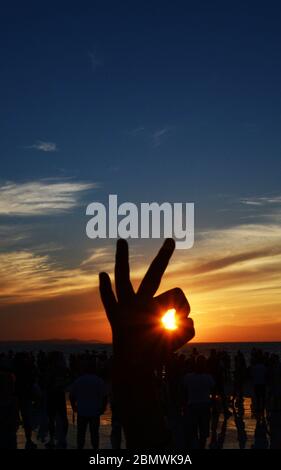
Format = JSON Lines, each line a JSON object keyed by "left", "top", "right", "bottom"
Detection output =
{"left": 161, "top": 308, "right": 178, "bottom": 330}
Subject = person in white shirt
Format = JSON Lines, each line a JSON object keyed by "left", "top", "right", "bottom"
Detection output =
{"left": 70, "top": 361, "right": 107, "bottom": 449}
{"left": 183, "top": 355, "right": 214, "bottom": 449}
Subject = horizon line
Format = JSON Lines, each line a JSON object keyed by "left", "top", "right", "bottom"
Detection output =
{"left": 1, "top": 338, "right": 280, "bottom": 345}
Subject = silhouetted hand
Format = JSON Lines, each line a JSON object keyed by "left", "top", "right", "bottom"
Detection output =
{"left": 99, "top": 238, "right": 195, "bottom": 448}
{"left": 99, "top": 238, "right": 195, "bottom": 368}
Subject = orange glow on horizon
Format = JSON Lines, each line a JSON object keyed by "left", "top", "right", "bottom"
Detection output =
{"left": 1, "top": 223, "right": 281, "bottom": 343}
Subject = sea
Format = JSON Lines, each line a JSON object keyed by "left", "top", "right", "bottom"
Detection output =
{"left": 1, "top": 340, "right": 280, "bottom": 365}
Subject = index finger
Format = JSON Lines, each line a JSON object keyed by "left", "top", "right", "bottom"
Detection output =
{"left": 137, "top": 238, "right": 175, "bottom": 300}
{"left": 115, "top": 239, "right": 135, "bottom": 302}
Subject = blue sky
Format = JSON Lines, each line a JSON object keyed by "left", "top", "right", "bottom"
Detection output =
{"left": 2, "top": 1, "right": 281, "bottom": 195}
{"left": 0, "top": 1, "right": 281, "bottom": 341}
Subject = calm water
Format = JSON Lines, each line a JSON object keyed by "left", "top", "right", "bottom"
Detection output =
{"left": 1, "top": 340, "right": 280, "bottom": 364}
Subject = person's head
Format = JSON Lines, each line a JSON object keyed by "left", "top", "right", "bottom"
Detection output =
{"left": 195, "top": 355, "right": 207, "bottom": 374}
{"left": 81, "top": 359, "right": 96, "bottom": 375}
{"left": 48, "top": 350, "right": 66, "bottom": 367}
{"left": 255, "top": 350, "right": 264, "bottom": 365}
{"left": 0, "top": 371, "right": 15, "bottom": 399}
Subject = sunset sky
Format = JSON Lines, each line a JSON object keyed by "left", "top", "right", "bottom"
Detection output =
{"left": 0, "top": 1, "right": 281, "bottom": 343}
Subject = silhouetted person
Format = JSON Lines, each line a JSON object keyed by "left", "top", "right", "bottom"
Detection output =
{"left": 110, "top": 387, "right": 123, "bottom": 449}
{"left": 208, "top": 349, "right": 231, "bottom": 418}
{"left": 183, "top": 355, "right": 214, "bottom": 449}
{"left": 69, "top": 360, "right": 107, "bottom": 449}
{"left": 0, "top": 371, "right": 18, "bottom": 449}
{"left": 45, "top": 352, "right": 68, "bottom": 448}
{"left": 13, "top": 352, "right": 37, "bottom": 449}
{"left": 252, "top": 419, "right": 269, "bottom": 449}
{"left": 99, "top": 238, "right": 195, "bottom": 448}
{"left": 233, "top": 350, "right": 247, "bottom": 403}
{"left": 251, "top": 353, "right": 267, "bottom": 418}
{"left": 233, "top": 405, "right": 247, "bottom": 449}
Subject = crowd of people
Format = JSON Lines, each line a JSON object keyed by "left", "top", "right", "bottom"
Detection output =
{"left": 0, "top": 346, "right": 280, "bottom": 450}
{"left": 0, "top": 349, "right": 110, "bottom": 449}
{"left": 164, "top": 347, "right": 281, "bottom": 449}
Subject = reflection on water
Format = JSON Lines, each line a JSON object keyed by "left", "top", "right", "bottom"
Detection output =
{"left": 17, "top": 396, "right": 263, "bottom": 449}
{"left": 18, "top": 400, "right": 116, "bottom": 449}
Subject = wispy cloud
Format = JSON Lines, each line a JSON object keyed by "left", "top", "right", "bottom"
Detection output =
{"left": 25, "top": 141, "right": 58, "bottom": 152}
{"left": 81, "top": 247, "right": 114, "bottom": 272}
{"left": 0, "top": 224, "right": 29, "bottom": 248}
{"left": 240, "top": 195, "right": 281, "bottom": 206}
{"left": 81, "top": 245, "right": 142, "bottom": 275}
{"left": 127, "top": 126, "right": 171, "bottom": 147}
{"left": 0, "top": 217, "right": 280, "bottom": 341}
{"left": 191, "top": 245, "right": 281, "bottom": 275}
{"left": 128, "top": 127, "right": 145, "bottom": 136}
{"left": 0, "top": 251, "right": 97, "bottom": 303}
{"left": 152, "top": 127, "right": 169, "bottom": 147}
{"left": 0, "top": 190, "right": 280, "bottom": 341}
{"left": 0, "top": 245, "right": 116, "bottom": 305}
{"left": 163, "top": 221, "right": 281, "bottom": 289}
{"left": 0, "top": 180, "right": 98, "bottom": 216}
